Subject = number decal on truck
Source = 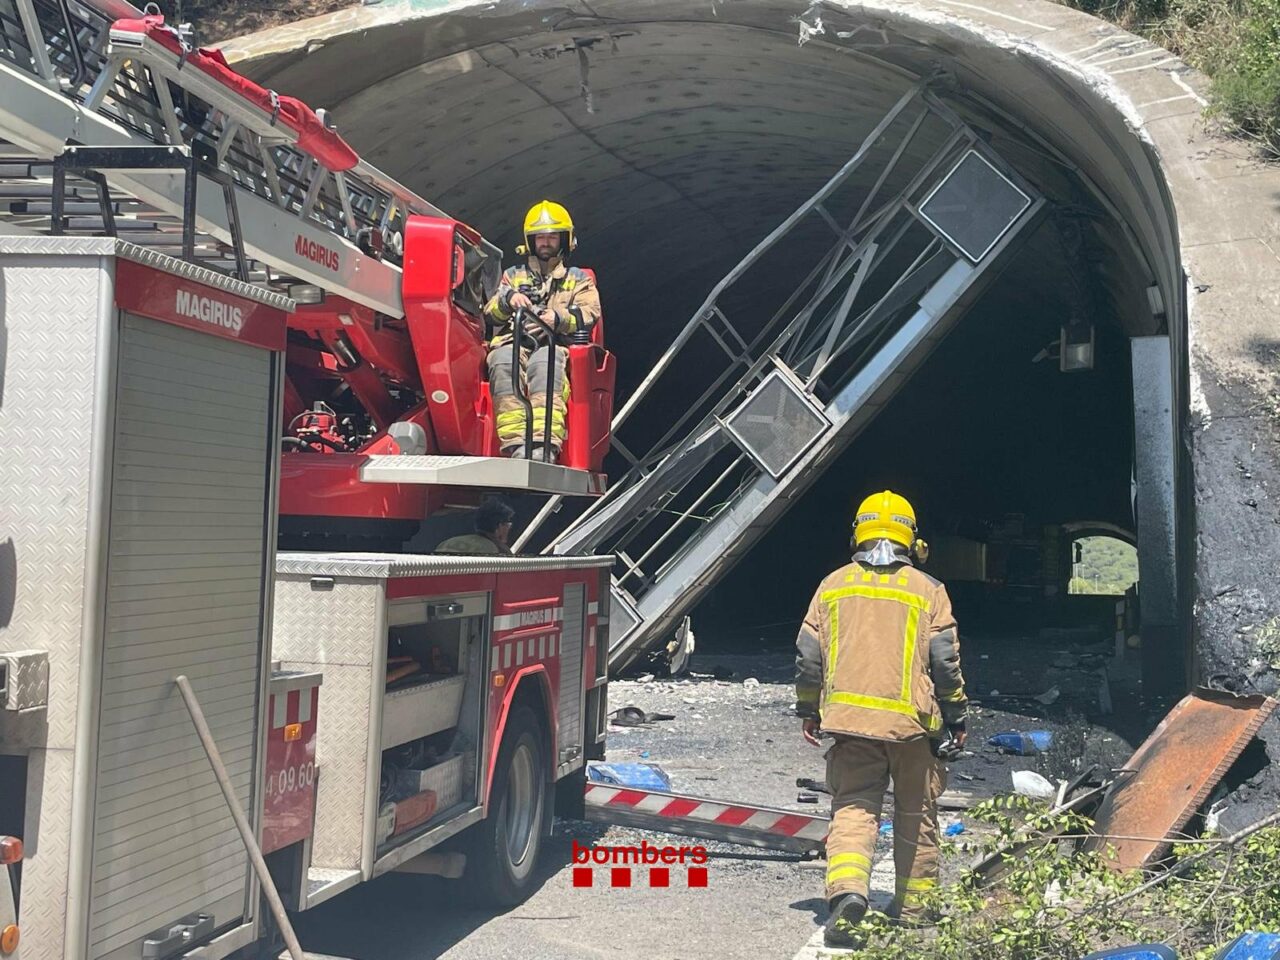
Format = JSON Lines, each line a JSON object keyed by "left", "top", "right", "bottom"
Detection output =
{"left": 266, "top": 760, "right": 316, "bottom": 798}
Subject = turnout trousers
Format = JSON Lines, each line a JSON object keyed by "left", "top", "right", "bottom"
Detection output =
{"left": 487, "top": 342, "right": 569, "bottom": 453}
{"left": 825, "top": 734, "right": 946, "bottom": 920}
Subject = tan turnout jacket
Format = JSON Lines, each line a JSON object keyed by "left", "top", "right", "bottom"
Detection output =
{"left": 483, "top": 259, "right": 602, "bottom": 344}
{"left": 795, "top": 555, "right": 967, "bottom": 741}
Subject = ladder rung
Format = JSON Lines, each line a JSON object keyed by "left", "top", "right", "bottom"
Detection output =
{"left": 20, "top": 200, "right": 113, "bottom": 216}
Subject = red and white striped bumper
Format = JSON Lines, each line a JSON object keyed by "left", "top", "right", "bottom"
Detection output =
{"left": 584, "top": 783, "right": 827, "bottom": 855}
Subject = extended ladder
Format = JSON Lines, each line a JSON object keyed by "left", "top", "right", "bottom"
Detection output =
{"left": 522, "top": 84, "right": 1046, "bottom": 673}
{"left": 0, "top": 0, "right": 498, "bottom": 314}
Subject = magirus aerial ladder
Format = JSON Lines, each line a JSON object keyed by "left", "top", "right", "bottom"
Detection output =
{"left": 519, "top": 82, "right": 1046, "bottom": 673}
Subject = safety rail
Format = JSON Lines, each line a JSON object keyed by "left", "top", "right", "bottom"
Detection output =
{"left": 0, "top": 0, "right": 499, "bottom": 310}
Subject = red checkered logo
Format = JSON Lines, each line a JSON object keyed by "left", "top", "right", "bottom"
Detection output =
{"left": 571, "top": 840, "right": 710, "bottom": 888}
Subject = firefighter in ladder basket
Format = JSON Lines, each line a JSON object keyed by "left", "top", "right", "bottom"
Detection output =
{"left": 795, "top": 491, "right": 969, "bottom": 948}
{"left": 484, "top": 200, "right": 602, "bottom": 460}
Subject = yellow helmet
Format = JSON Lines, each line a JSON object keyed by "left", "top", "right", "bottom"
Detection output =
{"left": 520, "top": 200, "right": 576, "bottom": 254}
{"left": 853, "top": 490, "right": 917, "bottom": 549}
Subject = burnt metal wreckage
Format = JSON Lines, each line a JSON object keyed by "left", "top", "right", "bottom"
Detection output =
{"left": 970, "top": 687, "right": 1279, "bottom": 886}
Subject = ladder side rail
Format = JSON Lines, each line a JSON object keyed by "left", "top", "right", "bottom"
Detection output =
{"left": 13, "top": 0, "right": 54, "bottom": 81}
{"left": 73, "top": 20, "right": 500, "bottom": 265}
{"left": 0, "top": 64, "right": 409, "bottom": 312}
{"left": 626, "top": 238, "right": 945, "bottom": 587}
{"left": 608, "top": 81, "right": 926, "bottom": 433}
{"left": 546, "top": 110, "right": 950, "bottom": 554}
{"left": 622, "top": 449, "right": 751, "bottom": 585}
{"left": 581, "top": 207, "right": 955, "bottom": 600}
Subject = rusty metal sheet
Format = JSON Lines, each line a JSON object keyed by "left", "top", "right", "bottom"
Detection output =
{"left": 1088, "top": 687, "right": 1277, "bottom": 871}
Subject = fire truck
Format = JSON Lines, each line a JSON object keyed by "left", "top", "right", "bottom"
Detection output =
{"left": 0, "top": 2, "right": 619, "bottom": 958}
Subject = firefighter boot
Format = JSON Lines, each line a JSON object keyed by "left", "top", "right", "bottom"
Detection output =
{"left": 824, "top": 893, "right": 869, "bottom": 948}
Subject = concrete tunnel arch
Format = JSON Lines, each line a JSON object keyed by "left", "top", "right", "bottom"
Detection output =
{"left": 224, "top": 0, "right": 1280, "bottom": 693}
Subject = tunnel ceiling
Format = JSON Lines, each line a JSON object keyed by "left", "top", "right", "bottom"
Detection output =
{"left": 229, "top": 0, "right": 1163, "bottom": 395}
{"left": 225, "top": 0, "right": 1280, "bottom": 689}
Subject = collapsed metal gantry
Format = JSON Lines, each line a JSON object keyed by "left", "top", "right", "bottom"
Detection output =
{"left": 521, "top": 82, "right": 1046, "bottom": 672}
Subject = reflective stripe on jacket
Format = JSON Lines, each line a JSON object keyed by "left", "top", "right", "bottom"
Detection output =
{"left": 483, "top": 260, "right": 601, "bottom": 341}
{"left": 795, "top": 560, "right": 966, "bottom": 740}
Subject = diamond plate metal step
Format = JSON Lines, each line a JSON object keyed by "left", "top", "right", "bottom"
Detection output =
{"left": 304, "top": 868, "right": 362, "bottom": 910}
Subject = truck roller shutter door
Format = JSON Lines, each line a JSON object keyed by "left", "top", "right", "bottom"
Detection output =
{"left": 89, "top": 313, "right": 273, "bottom": 960}
{"left": 558, "top": 583, "right": 586, "bottom": 766}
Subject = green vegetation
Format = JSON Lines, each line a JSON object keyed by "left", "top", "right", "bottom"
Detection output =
{"left": 1069, "top": 535, "right": 1139, "bottom": 596}
{"left": 843, "top": 795, "right": 1280, "bottom": 960}
{"left": 1059, "top": 0, "right": 1280, "bottom": 156}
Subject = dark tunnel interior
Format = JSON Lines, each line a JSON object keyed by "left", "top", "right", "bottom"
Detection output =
{"left": 696, "top": 223, "right": 1137, "bottom": 650}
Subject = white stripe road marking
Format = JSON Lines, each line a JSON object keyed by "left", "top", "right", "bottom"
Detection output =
{"left": 298, "top": 688, "right": 312, "bottom": 724}
{"left": 272, "top": 693, "right": 286, "bottom": 729}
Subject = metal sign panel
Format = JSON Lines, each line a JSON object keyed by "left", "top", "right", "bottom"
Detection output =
{"left": 917, "top": 149, "right": 1031, "bottom": 262}
{"left": 722, "top": 368, "right": 830, "bottom": 480}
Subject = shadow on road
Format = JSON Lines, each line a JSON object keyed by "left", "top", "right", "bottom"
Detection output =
{"left": 291, "top": 822, "right": 611, "bottom": 959}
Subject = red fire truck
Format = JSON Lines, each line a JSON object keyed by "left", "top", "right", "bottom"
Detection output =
{"left": 0, "top": 3, "right": 618, "bottom": 959}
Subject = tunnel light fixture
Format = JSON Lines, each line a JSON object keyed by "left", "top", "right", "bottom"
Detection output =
{"left": 720, "top": 365, "right": 830, "bottom": 480}
{"left": 917, "top": 149, "right": 1032, "bottom": 263}
{"left": 1060, "top": 321, "right": 1096, "bottom": 372}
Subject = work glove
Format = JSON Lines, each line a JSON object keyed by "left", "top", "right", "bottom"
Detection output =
{"left": 933, "top": 720, "right": 966, "bottom": 761}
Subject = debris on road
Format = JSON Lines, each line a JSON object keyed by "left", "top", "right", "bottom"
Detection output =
{"left": 1011, "top": 769, "right": 1056, "bottom": 800}
{"left": 587, "top": 761, "right": 674, "bottom": 791}
{"left": 1087, "top": 687, "right": 1278, "bottom": 870}
{"left": 608, "top": 705, "right": 676, "bottom": 727}
{"left": 988, "top": 729, "right": 1054, "bottom": 755}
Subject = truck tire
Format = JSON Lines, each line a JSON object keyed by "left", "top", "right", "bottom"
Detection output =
{"left": 467, "top": 705, "right": 550, "bottom": 906}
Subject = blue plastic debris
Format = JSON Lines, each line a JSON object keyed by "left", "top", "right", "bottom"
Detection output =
{"left": 944, "top": 822, "right": 965, "bottom": 837}
{"left": 639, "top": 750, "right": 650, "bottom": 759}
{"left": 878, "top": 821, "right": 893, "bottom": 836}
{"left": 586, "top": 762, "right": 672, "bottom": 791}
{"left": 1082, "top": 946, "right": 1177, "bottom": 960}
{"left": 1215, "top": 933, "right": 1280, "bottom": 960}
{"left": 988, "top": 729, "right": 1054, "bottom": 755}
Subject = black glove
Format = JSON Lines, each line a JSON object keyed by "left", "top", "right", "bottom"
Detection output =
{"left": 933, "top": 720, "right": 966, "bottom": 761}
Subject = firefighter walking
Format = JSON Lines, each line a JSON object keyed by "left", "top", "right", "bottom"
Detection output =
{"left": 795, "top": 491, "right": 968, "bottom": 948}
{"left": 484, "top": 200, "right": 602, "bottom": 460}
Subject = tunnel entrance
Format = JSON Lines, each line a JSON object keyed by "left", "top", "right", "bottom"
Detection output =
{"left": 230, "top": 0, "right": 1189, "bottom": 689}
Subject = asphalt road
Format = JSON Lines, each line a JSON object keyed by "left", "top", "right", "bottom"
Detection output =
{"left": 295, "top": 654, "right": 829, "bottom": 960}
{"left": 296, "top": 647, "right": 1137, "bottom": 960}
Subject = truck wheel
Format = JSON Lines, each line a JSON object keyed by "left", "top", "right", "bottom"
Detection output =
{"left": 467, "top": 705, "right": 549, "bottom": 906}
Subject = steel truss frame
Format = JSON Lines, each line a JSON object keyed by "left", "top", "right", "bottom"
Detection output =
{"left": 520, "top": 82, "right": 1046, "bottom": 672}
{"left": 0, "top": 0, "right": 499, "bottom": 314}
